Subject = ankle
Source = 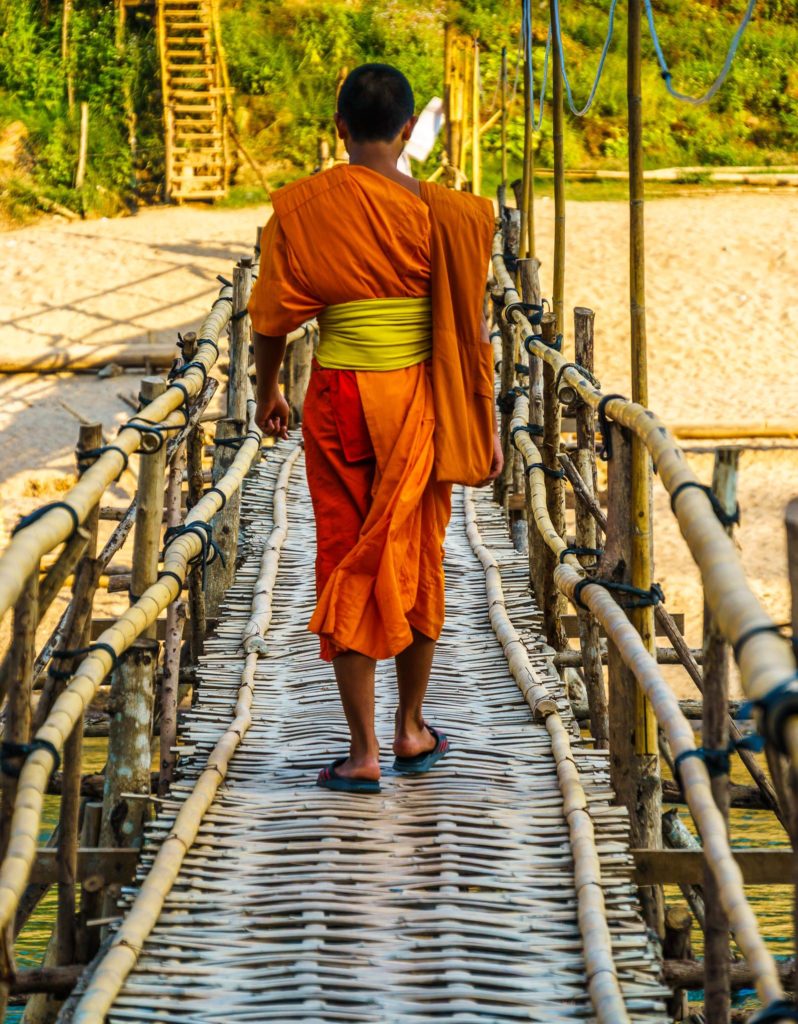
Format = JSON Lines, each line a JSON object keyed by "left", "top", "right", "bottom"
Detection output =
{"left": 395, "top": 709, "right": 425, "bottom": 737}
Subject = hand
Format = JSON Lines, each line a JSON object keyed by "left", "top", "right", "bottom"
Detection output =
{"left": 255, "top": 389, "right": 290, "bottom": 439}
{"left": 477, "top": 431, "right": 504, "bottom": 487}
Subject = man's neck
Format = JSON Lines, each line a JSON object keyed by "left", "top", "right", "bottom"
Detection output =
{"left": 347, "top": 147, "right": 420, "bottom": 198}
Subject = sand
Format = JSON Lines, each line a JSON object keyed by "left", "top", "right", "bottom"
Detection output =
{"left": 1, "top": 192, "right": 796, "bottom": 694}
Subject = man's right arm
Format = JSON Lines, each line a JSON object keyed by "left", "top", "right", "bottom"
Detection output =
{"left": 253, "top": 331, "right": 290, "bottom": 439}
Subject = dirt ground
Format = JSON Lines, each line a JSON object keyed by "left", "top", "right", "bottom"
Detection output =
{"left": 1, "top": 192, "right": 796, "bottom": 695}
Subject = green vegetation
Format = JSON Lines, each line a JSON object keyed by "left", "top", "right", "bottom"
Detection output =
{"left": 1, "top": 0, "right": 798, "bottom": 223}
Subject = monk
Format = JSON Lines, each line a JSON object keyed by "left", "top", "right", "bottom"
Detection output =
{"left": 249, "top": 63, "right": 501, "bottom": 793}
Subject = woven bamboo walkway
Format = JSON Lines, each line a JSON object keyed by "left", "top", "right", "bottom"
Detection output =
{"left": 100, "top": 436, "right": 668, "bottom": 1023}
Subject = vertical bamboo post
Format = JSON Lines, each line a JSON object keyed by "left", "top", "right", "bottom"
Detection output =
{"left": 460, "top": 43, "right": 471, "bottom": 187}
{"left": 0, "top": 570, "right": 39, "bottom": 1017}
{"left": 205, "top": 418, "right": 244, "bottom": 619}
{"left": 573, "top": 308, "right": 608, "bottom": 748}
{"left": 444, "top": 22, "right": 454, "bottom": 167}
{"left": 471, "top": 37, "right": 481, "bottom": 197}
{"left": 496, "top": 212, "right": 521, "bottom": 507}
{"left": 132, "top": 377, "right": 168, "bottom": 641}
{"left": 627, "top": 0, "right": 659, "bottom": 835}
{"left": 500, "top": 45, "right": 508, "bottom": 204}
{"left": 520, "top": 0, "right": 535, "bottom": 258}
{"left": 448, "top": 38, "right": 463, "bottom": 183}
{"left": 56, "top": 423, "right": 102, "bottom": 978}
{"left": 288, "top": 329, "right": 313, "bottom": 425}
{"left": 183, "top": 333, "right": 206, "bottom": 661}
{"left": 701, "top": 447, "right": 738, "bottom": 1023}
{"left": 549, "top": 0, "right": 565, "bottom": 333}
{"left": 75, "top": 802, "right": 102, "bottom": 962}
{"left": 62, "top": 0, "right": 74, "bottom": 111}
{"left": 156, "top": 0, "right": 172, "bottom": 200}
{"left": 663, "top": 905, "right": 693, "bottom": 1020}
{"left": 159, "top": 430, "right": 187, "bottom": 797}
{"left": 228, "top": 257, "right": 252, "bottom": 423}
{"left": 75, "top": 101, "right": 89, "bottom": 190}
{"left": 603, "top": 419, "right": 663, "bottom": 934}
{"left": 333, "top": 67, "right": 349, "bottom": 163}
{"left": 539, "top": 313, "right": 568, "bottom": 650}
{"left": 784, "top": 496, "right": 798, "bottom": 1002}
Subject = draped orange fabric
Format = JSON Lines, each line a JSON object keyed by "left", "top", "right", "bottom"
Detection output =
{"left": 248, "top": 165, "right": 494, "bottom": 661}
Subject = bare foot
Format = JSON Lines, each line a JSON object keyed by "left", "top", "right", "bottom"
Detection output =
{"left": 330, "top": 754, "right": 381, "bottom": 782}
{"left": 393, "top": 715, "right": 438, "bottom": 759}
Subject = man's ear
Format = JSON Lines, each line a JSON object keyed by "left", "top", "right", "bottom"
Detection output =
{"left": 401, "top": 115, "right": 418, "bottom": 142}
{"left": 334, "top": 112, "right": 348, "bottom": 141}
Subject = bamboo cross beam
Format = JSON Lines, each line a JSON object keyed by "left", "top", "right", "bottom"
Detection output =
{"left": 492, "top": 238, "right": 798, "bottom": 776}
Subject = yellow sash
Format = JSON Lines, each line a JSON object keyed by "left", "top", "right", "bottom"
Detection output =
{"left": 316, "top": 296, "right": 432, "bottom": 371}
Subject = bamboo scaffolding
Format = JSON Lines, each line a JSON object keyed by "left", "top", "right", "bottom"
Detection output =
{"left": 0, "top": 286, "right": 232, "bottom": 629}
{"left": 0, "top": 409, "right": 262, "bottom": 941}
{"left": 492, "top": 239, "right": 798, "bottom": 776}
{"left": 464, "top": 489, "right": 629, "bottom": 1024}
{"left": 70, "top": 445, "right": 301, "bottom": 1023}
{"left": 509, "top": 391, "right": 785, "bottom": 1008}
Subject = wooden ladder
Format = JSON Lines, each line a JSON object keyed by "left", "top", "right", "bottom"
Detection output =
{"left": 157, "top": 0, "right": 230, "bottom": 202}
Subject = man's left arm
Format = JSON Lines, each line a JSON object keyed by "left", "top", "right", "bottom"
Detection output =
{"left": 253, "top": 332, "right": 290, "bottom": 439}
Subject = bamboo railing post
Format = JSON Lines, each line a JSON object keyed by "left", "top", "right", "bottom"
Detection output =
{"left": 701, "top": 448, "right": 738, "bottom": 1022}
{"left": 540, "top": 313, "right": 568, "bottom": 651}
{"left": 444, "top": 22, "right": 454, "bottom": 167}
{"left": 663, "top": 904, "right": 693, "bottom": 1020}
{"left": 228, "top": 257, "right": 253, "bottom": 423}
{"left": 56, "top": 423, "right": 102, "bottom": 982}
{"left": 182, "top": 333, "right": 207, "bottom": 661}
{"left": 549, "top": 0, "right": 565, "bottom": 329}
{"left": 75, "top": 802, "right": 102, "bottom": 962}
{"left": 159, "top": 420, "right": 188, "bottom": 797}
{"left": 132, "top": 377, "right": 168, "bottom": 641}
{"left": 100, "top": 637, "right": 158, "bottom": 916}
{"left": 75, "top": 101, "right": 88, "bottom": 191}
{"left": 500, "top": 45, "right": 508, "bottom": 204}
{"left": 520, "top": 0, "right": 534, "bottom": 258}
{"left": 471, "top": 37, "right": 481, "bottom": 196}
{"left": 0, "top": 569, "right": 39, "bottom": 1017}
{"left": 288, "top": 328, "right": 313, "bottom": 425}
{"left": 603, "top": 419, "right": 663, "bottom": 933}
{"left": 205, "top": 418, "right": 245, "bottom": 618}
{"left": 495, "top": 212, "right": 521, "bottom": 508}
{"left": 786, "top": 496, "right": 798, "bottom": 1002}
{"left": 573, "top": 308, "right": 607, "bottom": 748}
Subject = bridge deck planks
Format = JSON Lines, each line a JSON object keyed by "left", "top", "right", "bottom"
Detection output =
{"left": 107, "top": 437, "right": 668, "bottom": 1023}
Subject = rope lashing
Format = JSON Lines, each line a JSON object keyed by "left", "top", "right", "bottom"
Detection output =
{"left": 526, "top": 462, "right": 565, "bottom": 481}
{"left": 157, "top": 569, "right": 184, "bottom": 592}
{"left": 573, "top": 578, "right": 665, "bottom": 611}
{"left": 733, "top": 622, "right": 797, "bottom": 664}
{"left": 510, "top": 423, "right": 544, "bottom": 448}
{"left": 672, "top": 734, "right": 766, "bottom": 793}
{"left": 497, "top": 386, "right": 528, "bottom": 415}
{"left": 559, "top": 546, "right": 603, "bottom": 564}
{"left": 739, "top": 672, "right": 798, "bottom": 756}
{"left": 203, "top": 486, "right": 228, "bottom": 510}
{"left": 214, "top": 431, "right": 260, "bottom": 451}
{"left": 597, "top": 393, "right": 628, "bottom": 461}
{"left": 514, "top": 362, "right": 530, "bottom": 377}
{"left": 503, "top": 300, "right": 544, "bottom": 326}
{"left": 670, "top": 480, "right": 740, "bottom": 528}
{"left": 163, "top": 521, "right": 225, "bottom": 591}
{"left": 501, "top": 251, "right": 519, "bottom": 274}
{"left": 196, "top": 336, "right": 220, "bottom": 359}
{"left": 51, "top": 642, "right": 119, "bottom": 670}
{"left": 1, "top": 738, "right": 60, "bottom": 781}
{"left": 13, "top": 501, "right": 80, "bottom": 539}
{"left": 231, "top": 308, "right": 249, "bottom": 322}
{"left": 169, "top": 358, "right": 208, "bottom": 386}
{"left": 554, "top": 361, "right": 601, "bottom": 400}
{"left": 523, "top": 333, "right": 545, "bottom": 356}
{"left": 77, "top": 444, "right": 130, "bottom": 480}
{"left": 747, "top": 1000, "right": 798, "bottom": 1023}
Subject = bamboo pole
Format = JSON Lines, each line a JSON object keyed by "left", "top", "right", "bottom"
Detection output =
{"left": 573, "top": 308, "right": 607, "bottom": 748}
{"left": 444, "top": 22, "right": 454, "bottom": 169}
{"left": 71, "top": 445, "right": 300, "bottom": 1023}
{"left": 228, "top": 258, "right": 252, "bottom": 422}
{"left": 460, "top": 42, "right": 471, "bottom": 187}
{"left": 549, "top": 0, "right": 565, "bottom": 330}
{"left": 471, "top": 38, "right": 481, "bottom": 197}
{"left": 786, "top": 496, "right": 798, "bottom": 1003}
{"left": 664, "top": 905, "right": 693, "bottom": 1020}
{"left": 205, "top": 418, "right": 245, "bottom": 618}
{"left": 0, "top": 570, "right": 39, "bottom": 1017}
{"left": 182, "top": 333, "right": 207, "bottom": 663}
{"left": 509, "top": 392, "right": 786, "bottom": 1007}
{"left": 75, "top": 802, "right": 102, "bottom": 962}
{"left": 518, "top": 257, "right": 546, "bottom": 600}
{"left": 540, "top": 314, "right": 567, "bottom": 651}
{"left": 500, "top": 45, "right": 508, "bottom": 203}
{"left": 62, "top": 0, "right": 74, "bottom": 111}
{"left": 156, "top": 0, "right": 172, "bottom": 200}
{"left": 702, "top": 448, "right": 738, "bottom": 1022}
{"left": 520, "top": 0, "right": 534, "bottom": 258}
{"left": 75, "top": 102, "right": 88, "bottom": 190}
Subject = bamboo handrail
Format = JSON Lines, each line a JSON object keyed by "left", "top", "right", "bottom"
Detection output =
{"left": 464, "top": 488, "right": 629, "bottom": 1024}
{"left": 510, "top": 393, "right": 785, "bottom": 1007}
{"left": 0, "top": 287, "right": 232, "bottom": 630}
{"left": 492, "top": 236, "right": 798, "bottom": 773}
{"left": 70, "top": 444, "right": 301, "bottom": 1023}
{"left": 0, "top": 404, "right": 261, "bottom": 940}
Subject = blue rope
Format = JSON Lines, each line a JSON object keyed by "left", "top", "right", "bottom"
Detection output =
{"left": 643, "top": 0, "right": 758, "bottom": 106}
{"left": 550, "top": 0, "right": 619, "bottom": 117}
{"left": 521, "top": 0, "right": 551, "bottom": 132}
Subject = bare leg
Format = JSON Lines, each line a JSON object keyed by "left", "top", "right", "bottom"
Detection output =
{"left": 393, "top": 629, "right": 438, "bottom": 758}
{"left": 331, "top": 650, "right": 381, "bottom": 780}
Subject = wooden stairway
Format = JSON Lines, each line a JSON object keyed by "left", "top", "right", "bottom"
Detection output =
{"left": 157, "top": 0, "right": 230, "bottom": 201}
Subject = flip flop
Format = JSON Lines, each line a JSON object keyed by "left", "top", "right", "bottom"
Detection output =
{"left": 317, "top": 757, "right": 381, "bottom": 794}
{"left": 393, "top": 726, "right": 449, "bottom": 774}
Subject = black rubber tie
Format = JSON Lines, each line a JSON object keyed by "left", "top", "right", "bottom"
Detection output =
{"left": 573, "top": 577, "right": 665, "bottom": 611}
{"left": 673, "top": 746, "right": 730, "bottom": 794}
{"left": 734, "top": 622, "right": 795, "bottom": 664}
{"left": 1, "top": 738, "right": 61, "bottom": 780}
{"left": 554, "top": 361, "right": 600, "bottom": 398}
{"left": 597, "top": 393, "right": 627, "bottom": 462}
{"left": 13, "top": 501, "right": 80, "bottom": 538}
{"left": 197, "top": 337, "right": 220, "bottom": 358}
{"left": 747, "top": 1000, "right": 798, "bottom": 1023}
{"left": 670, "top": 479, "right": 740, "bottom": 527}
{"left": 526, "top": 462, "right": 565, "bottom": 480}
{"left": 559, "top": 546, "right": 603, "bottom": 564}
{"left": 158, "top": 569, "right": 184, "bottom": 591}
{"left": 204, "top": 486, "right": 228, "bottom": 510}
{"left": 741, "top": 671, "right": 798, "bottom": 756}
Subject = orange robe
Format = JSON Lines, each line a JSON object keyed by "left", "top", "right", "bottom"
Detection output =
{"left": 248, "top": 165, "right": 494, "bottom": 661}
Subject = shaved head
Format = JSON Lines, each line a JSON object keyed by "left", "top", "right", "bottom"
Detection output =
{"left": 337, "top": 64, "right": 415, "bottom": 144}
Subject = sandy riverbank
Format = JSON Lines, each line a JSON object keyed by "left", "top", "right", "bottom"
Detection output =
{"left": 1, "top": 192, "right": 796, "bottom": 695}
